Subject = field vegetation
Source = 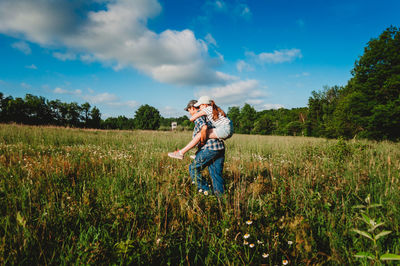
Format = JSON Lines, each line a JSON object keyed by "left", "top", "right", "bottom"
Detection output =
{"left": 1, "top": 124, "right": 399, "bottom": 265}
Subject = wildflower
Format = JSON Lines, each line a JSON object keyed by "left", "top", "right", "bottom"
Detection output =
{"left": 257, "top": 240, "right": 263, "bottom": 244}
{"left": 243, "top": 241, "right": 249, "bottom": 245}
{"left": 156, "top": 238, "right": 161, "bottom": 245}
{"left": 244, "top": 233, "right": 250, "bottom": 239}
{"left": 249, "top": 243, "right": 255, "bottom": 248}
{"left": 203, "top": 191, "right": 208, "bottom": 196}
{"left": 283, "top": 259, "right": 289, "bottom": 265}
{"left": 262, "top": 253, "right": 269, "bottom": 258}
{"left": 288, "top": 240, "right": 293, "bottom": 245}
{"left": 246, "top": 220, "right": 253, "bottom": 225}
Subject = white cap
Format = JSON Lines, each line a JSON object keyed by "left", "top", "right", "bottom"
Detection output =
{"left": 194, "top": 96, "right": 211, "bottom": 107}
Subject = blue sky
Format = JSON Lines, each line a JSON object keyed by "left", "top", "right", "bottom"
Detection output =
{"left": 0, "top": 0, "right": 399, "bottom": 118}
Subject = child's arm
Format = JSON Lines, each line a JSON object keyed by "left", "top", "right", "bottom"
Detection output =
{"left": 199, "top": 125, "right": 208, "bottom": 146}
{"left": 189, "top": 110, "right": 206, "bottom": 122}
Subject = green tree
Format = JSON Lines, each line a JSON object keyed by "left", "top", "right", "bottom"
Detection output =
{"left": 335, "top": 26, "right": 400, "bottom": 140}
{"left": 7, "top": 97, "right": 28, "bottom": 123}
{"left": 238, "top": 103, "right": 257, "bottom": 134}
{"left": 133, "top": 104, "right": 161, "bottom": 130}
{"left": 89, "top": 106, "right": 101, "bottom": 128}
{"left": 285, "top": 121, "right": 303, "bottom": 136}
{"left": 252, "top": 114, "right": 274, "bottom": 135}
{"left": 65, "top": 102, "right": 82, "bottom": 127}
{"left": 24, "top": 94, "right": 52, "bottom": 125}
{"left": 307, "top": 86, "right": 342, "bottom": 138}
{"left": 81, "top": 102, "right": 91, "bottom": 127}
{"left": 227, "top": 106, "right": 240, "bottom": 132}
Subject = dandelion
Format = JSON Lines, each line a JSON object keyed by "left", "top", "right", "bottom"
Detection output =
{"left": 246, "top": 220, "right": 253, "bottom": 225}
{"left": 288, "top": 240, "right": 293, "bottom": 245}
{"left": 262, "top": 253, "right": 269, "bottom": 258}
{"left": 249, "top": 243, "right": 255, "bottom": 248}
{"left": 243, "top": 241, "right": 249, "bottom": 245}
{"left": 283, "top": 259, "right": 289, "bottom": 265}
{"left": 244, "top": 233, "right": 250, "bottom": 239}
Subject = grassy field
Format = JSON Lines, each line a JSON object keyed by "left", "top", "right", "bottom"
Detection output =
{"left": 1, "top": 124, "right": 399, "bottom": 265}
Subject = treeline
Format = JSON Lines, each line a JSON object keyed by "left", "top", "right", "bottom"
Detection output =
{"left": 1, "top": 27, "right": 399, "bottom": 140}
{"left": 0, "top": 95, "right": 168, "bottom": 131}
{"left": 0, "top": 91, "right": 309, "bottom": 134}
{"left": 227, "top": 104, "right": 308, "bottom": 136}
{"left": 0, "top": 93, "right": 102, "bottom": 128}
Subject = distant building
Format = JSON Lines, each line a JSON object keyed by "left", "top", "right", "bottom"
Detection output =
{"left": 171, "top": 122, "right": 177, "bottom": 130}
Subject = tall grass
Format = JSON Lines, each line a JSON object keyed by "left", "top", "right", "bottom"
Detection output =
{"left": 1, "top": 124, "right": 399, "bottom": 265}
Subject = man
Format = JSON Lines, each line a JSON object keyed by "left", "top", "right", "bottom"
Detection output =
{"left": 184, "top": 100, "right": 226, "bottom": 196}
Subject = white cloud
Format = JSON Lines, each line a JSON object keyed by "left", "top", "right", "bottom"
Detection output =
{"left": 248, "top": 48, "right": 302, "bottom": 64}
{"left": 53, "top": 52, "right": 76, "bottom": 61}
{"left": 53, "top": 87, "right": 139, "bottom": 109}
{"left": 246, "top": 99, "right": 264, "bottom": 105}
{"left": 0, "top": 0, "right": 231, "bottom": 87}
{"left": 105, "top": 100, "right": 139, "bottom": 108}
{"left": 214, "top": 1, "right": 227, "bottom": 10}
{"left": 11, "top": 41, "right": 31, "bottom": 54}
{"left": 54, "top": 87, "right": 66, "bottom": 94}
{"left": 205, "top": 33, "right": 217, "bottom": 46}
{"left": 82, "top": 92, "right": 118, "bottom": 104}
{"left": 54, "top": 87, "right": 82, "bottom": 95}
{"left": 263, "top": 103, "right": 284, "bottom": 110}
{"left": 25, "top": 64, "right": 37, "bottom": 69}
{"left": 237, "top": 4, "right": 252, "bottom": 19}
{"left": 208, "top": 1, "right": 251, "bottom": 19}
{"left": 160, "top": 106, "right": 182, "bottom": 117}
{"left": 80, "top": 54, "right": 96, "bottom": 63}
{"left": 83, "top": 94, "right": 139, "bottom": 109}
{"left": 291, "top": 72, "right": 310, "bottom": 78}
{"left": 196, "top": 80, "right": 266, "bottom": 106}
{"left": 20, "top": 82, "right": 31, "bottom": 89}
{"left": 236, "top": 60, "right": 254, "bottom": 72}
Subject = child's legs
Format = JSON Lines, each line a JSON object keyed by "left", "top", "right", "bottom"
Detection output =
{"left": 180, "top": 128, "right": 218, "bottom": 154}
{"left": 180, "top": 129, "right": 219, "bottom": 155}
{"left": 180, "top": 133, "right": 200, "bottom": 155}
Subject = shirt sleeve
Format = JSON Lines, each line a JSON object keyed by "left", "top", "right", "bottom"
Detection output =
{"left": 196, "top": 116, "right": 206, "bottom": 128}
{"left": 193, "top": 116, "right": 206, "bottom": 137}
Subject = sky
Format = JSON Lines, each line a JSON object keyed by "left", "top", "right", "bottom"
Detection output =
{"left": 0, "top": 0, "right": 399, "bottom": 118}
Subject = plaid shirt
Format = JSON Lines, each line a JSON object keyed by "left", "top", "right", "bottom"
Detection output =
{"left": 193, "top": 116, "right": 225, "bottom": 151}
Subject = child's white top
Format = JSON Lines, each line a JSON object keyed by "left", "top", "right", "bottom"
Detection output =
{"left": 203, "top": 106, "right": 230, "bottom": 127}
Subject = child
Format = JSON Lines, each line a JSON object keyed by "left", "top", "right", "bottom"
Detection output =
{"left": 168, "top": 96, "right": 233, "bottom": 160}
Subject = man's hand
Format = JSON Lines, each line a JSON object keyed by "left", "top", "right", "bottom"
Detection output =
{"left": 199, "top": 125, "right": 207, "bottom": 147}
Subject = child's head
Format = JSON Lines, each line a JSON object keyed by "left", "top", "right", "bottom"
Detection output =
{"left": 194, "top": 96, "right": 211, "bottom": 109}
{"left": 199, "top": 104, "right": 208, "bottom": 110}
{"left": 194, "top": 96, "right": 226, "bottom": 120}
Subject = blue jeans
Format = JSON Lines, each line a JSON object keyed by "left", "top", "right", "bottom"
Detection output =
{"left": 189, "top": 148, "right": 225, "bottom": 195}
